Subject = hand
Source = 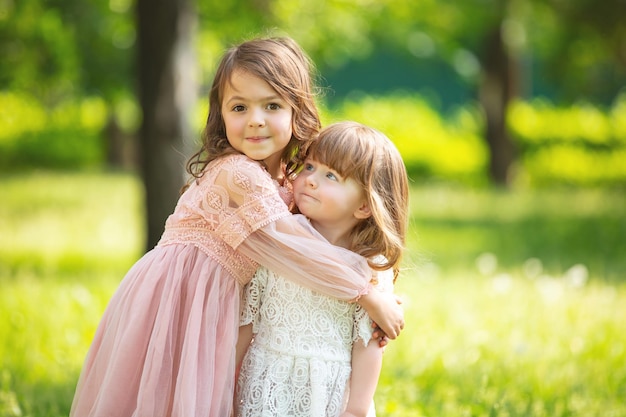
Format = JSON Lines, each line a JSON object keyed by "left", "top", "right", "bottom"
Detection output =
{"left": 358, "top": 289, "right": 404, "bottom": 339}
{"left": 371, "top": 322, "right": 389, "bottom": 348}
{"left": 371, "top": 294, "right": 403, "bottom": 344}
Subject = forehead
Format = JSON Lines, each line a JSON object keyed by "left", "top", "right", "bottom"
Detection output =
{"left": 222, "top": 69, "right": 280, "bottom": 101}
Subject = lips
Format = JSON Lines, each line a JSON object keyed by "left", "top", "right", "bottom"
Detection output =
{"left": 246, "top": 136, "right": 268, "bottom": 143}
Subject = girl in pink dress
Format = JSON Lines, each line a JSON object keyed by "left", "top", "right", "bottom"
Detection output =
{"left": 70, "top": 37, "right": 404, "bottom": 417}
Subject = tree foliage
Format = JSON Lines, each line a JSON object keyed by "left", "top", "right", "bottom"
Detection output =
{"left": 0, "top": 0, "right": 133, "bottom": 105}
{"left": 2, "top": 0, "right": 623, "bottom": 112}
{"left": 1, "top": 0, "right": 625, "bottom": 187}
{"left": 3, "top": 0, "right": 624, "bottom": 103}
{"left": 531, "top": 0, "right": 626, "bottom": 103}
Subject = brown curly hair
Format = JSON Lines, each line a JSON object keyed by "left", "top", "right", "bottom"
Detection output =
{"left": 186, "top": 36, "right": 321, "bottom": 181}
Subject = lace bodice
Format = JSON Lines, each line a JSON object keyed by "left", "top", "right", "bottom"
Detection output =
{"left": 158, "top": 154, "right": 291, "bottom": 285}
{"left": 241, "top": 268, "right": 392, "bottom": 356}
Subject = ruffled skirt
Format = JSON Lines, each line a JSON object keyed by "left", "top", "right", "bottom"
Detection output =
{"left": 71, "top": 244, "right": 240, "bottom": 417}
{"left": 235, "top": 344, "right": 351, "bottom": 417}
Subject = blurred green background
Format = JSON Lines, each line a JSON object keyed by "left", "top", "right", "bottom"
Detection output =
{"left": 1, "top": 0, "right": 625, "bottom": 416}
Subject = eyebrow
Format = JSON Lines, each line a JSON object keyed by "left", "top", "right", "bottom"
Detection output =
{"left": 223, "top": 94, "right": 284, "bottom": 105}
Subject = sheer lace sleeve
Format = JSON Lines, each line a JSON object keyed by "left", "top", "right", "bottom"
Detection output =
{"left": 354, "top": 263, "right": 395, "bottom": 346}
{"left": 158, "top": 155, "right": 293, "bottom": 284}
{"left": 237, "top": 214, "right": 372, "bottom": 301}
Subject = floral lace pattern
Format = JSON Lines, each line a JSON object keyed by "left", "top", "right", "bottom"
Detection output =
{"left": 236, "top": 265, "right": 394, "bottom": 416}
{"left": 158, "top": 154, "right": 291, "bottom": 286}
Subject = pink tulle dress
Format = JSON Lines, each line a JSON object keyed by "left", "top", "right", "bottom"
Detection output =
{"left": 70, "top": 154, "right": 372, "bottom": 417}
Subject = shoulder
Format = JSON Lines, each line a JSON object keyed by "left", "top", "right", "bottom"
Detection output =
{"left": 202, "top": 154, "right": 275, "bottom": 191}
{"left": 211, "top": 153, "right": 265, "bottom": 173}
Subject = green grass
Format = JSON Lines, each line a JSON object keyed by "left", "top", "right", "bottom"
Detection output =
{"left": 0, "top": 171, "right": 144, "bottom": 416}
{"left": 0, "top": 172, "right": 624, "bottom": 416}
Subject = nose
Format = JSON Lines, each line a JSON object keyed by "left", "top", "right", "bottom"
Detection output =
{"left": 304, "top": 172, "right": 317, "bottom": 188}
{"left": 248, "top": 108, "right": 266, "bottom": 127}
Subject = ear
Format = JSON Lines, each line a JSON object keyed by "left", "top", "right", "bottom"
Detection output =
{"left": 354, "top": 202, "right": 372, "bottom": 220}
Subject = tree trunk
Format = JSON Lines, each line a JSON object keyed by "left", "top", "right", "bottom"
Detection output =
{"left": 136, "top": 0, "right": 196, "bottom": 250}
{"left": 478, "top": 22, "right": 518, "bottom": 186}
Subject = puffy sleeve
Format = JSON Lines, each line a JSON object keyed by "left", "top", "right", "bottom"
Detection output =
{"left": 353, "top": 261, "right": 396, "bottom": 346}
{"left": 237, "top": 214, "right": 372, "bottom": 301}
{"left": 209, "top": 155, "right": 293, "bottom": 248}
{"left": 240, "top": 267, "right": 269, "bottom": 331}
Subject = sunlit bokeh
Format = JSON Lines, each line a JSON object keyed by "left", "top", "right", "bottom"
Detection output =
{"left": 1, "top": 0, "right": 625, "bottom": 415}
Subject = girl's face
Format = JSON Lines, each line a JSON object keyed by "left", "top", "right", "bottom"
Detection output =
{"left": 221, "top": 69, "right": 293, "bottom": 178}
{"left": 293, "top": 158, "right": 370, "bottom": 246}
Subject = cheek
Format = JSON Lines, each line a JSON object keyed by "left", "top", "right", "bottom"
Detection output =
{"left": 284, "top": 113, "right": 294, "bottom": 134}
{"left": 284, "top": 119, "right": 294, "bottom": 138}
{"left": 222, "top": 114, "right": 232, "bottom": 130}
{"left": 292, "top": 176, "right": 305, "bottom": 191}
{"left": 224, "top": 116, "right": 244, "bottom": 135}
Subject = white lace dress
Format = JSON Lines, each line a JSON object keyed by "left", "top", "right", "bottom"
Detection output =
{"left": 235, "top": 262, "right": 394, "bottom": 417}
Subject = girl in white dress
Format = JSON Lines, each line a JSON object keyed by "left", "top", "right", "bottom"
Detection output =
{"left": 235, "top": 121, "right": 410, "bottom": 417}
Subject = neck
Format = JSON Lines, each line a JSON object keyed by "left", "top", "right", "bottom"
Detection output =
{"left": 310, "top": 220, "right": 354, "bottom": 249}
{"left": 263, "top": 154, "right": 283, "bottom": 181}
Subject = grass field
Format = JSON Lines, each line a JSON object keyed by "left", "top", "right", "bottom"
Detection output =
{"left": 1, "top": 171, "right": 625, "bottom": 416}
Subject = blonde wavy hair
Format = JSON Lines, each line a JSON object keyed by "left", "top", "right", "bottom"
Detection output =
{"left": 305, "top": 121, "right": 410, "bottom": 280}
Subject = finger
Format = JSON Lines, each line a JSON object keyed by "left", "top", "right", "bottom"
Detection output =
{"left": 378, "top": 337, "right": 389, "bottom": 348}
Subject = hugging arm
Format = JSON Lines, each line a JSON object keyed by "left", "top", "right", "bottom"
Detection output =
{"left": 237, "top": 215, "right": 404, "bottom": 338}
{"left": 210, "top": 159, "right": 403, "bottom": 337}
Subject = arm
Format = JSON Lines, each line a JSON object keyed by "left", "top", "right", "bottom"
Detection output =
{"left": 341, "top": 340, "right": 384, "bottom": 417}
{"left": 238, "top": 215, "right": 371, "bottom": 300}
{"left": 233, "top": 323, "right": 253, "bottom": 413}
{"left": 237, "top": 215, "right": 404, "bottom": 338}
{"left": 234, "top": 268, "right": 263, "bottom": 413}
{"left": 357, "top": 289, "right": 404, "bottom": 340}
{"left": 210, "top": 157, "right": 403, "bottom": 336}
{"left": 235, "top": 324, "right": 253, "bottom": 373}
{"left": 237, "top": 268, "right": 266, "bottom": 373}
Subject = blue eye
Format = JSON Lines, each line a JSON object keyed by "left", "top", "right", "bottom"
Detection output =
{"left": 304, "top": 163, "right": 314, "bottom": 171}
{"left": 326, "top": 171, "right": 338, "bottom": 181}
